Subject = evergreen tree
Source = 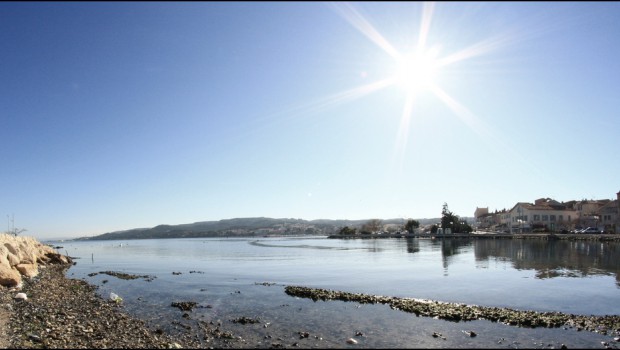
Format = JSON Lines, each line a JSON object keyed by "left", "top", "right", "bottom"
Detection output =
{"left": 405, "top": 219, "right": 420, "bottom": 233}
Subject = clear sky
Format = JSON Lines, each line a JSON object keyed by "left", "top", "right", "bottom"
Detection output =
{"left": 2, "top": 2, "right": 619, "bottom": 240}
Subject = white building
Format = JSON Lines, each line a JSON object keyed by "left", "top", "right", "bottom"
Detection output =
{"left": 508, "top": 198, "right": 577, "bottom": 233}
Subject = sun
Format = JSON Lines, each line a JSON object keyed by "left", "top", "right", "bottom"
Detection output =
{"left": 308, "top": 2, "right": 512, "bottom": 168}
{"left": 392, "top": 48, "right": 440, "bottom": 94}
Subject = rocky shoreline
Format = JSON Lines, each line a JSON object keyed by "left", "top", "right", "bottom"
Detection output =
{"left": 2, "top": 264, "right": 295, "bottom": 349}
{"left": 0, "top": 234, "right": 204, "bottom": 348}
{"left": 3, "top": 233, "right": 620, "bottom": 349}
{"left": 1, "top": 264, "right": 203, "bottom": 349}
{"left": 3, "top": 267, "right": 620, "bottom": 349}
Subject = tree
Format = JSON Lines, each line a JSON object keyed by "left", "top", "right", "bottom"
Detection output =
{"left": 440, "top": 203, "right": 472, "bottom": 233}
{"left": 338, "top": 226, "right": 357, "bottom": 235}
{"left": 455, "top": 220, "right": 473, "bottom": 233}
{"left": 441, "top": 203, "right": 456, "bottom": 231}
{"left": 361, "top": 219, "right": 383, "bottom": 234}
{"left": 404, "top": 219, "right": 420, "bottom": 233}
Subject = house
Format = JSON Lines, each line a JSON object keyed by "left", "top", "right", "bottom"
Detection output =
{"left": 598, "top": 200, "right": 618, "bottom": 233}
{"left": 497, "top": 209, "right": 512, "bottom": 232}
{"left": 477, "top": 191, "right": 620, "bottom": 234}
{"left": 473, "top": 207, "right": 510, "bottom": 232}
{"left": 595, "top": 191, "right": 620, "bottom": 233}
{"left": 474, "top": 207, "right": 490, "bottom": 229}
{"left": 476, "top": 212, "right": 495, "bottom": 229}
{"left": 570, "top": 199, "right": 611, "bottom": 229}
{"left": 507, "top": 199, "right": 577, "bottom": 233}
{"left": 474, "top": 207, "right": 488, "bottom": 220}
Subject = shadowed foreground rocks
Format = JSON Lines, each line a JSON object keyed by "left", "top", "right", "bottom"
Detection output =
{"left": 2, "top": 265, "right": 200, "bottom": 349}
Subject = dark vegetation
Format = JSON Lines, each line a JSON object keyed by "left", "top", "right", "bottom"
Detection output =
{"left": 77, "top": 217, "right": 449, "bottom": 241}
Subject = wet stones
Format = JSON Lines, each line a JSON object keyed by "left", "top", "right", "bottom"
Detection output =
{"left": 298, "top": 331, "right": 309, "bottom": 339}
{"left": 231, "top": 316, "right": 261, "bottom": 325}
{"left": 284, "top": 285, "right": 620, "bottom": 337}
{"left": 5, "top": 264, "right": 194, "bottom": 349}
{"left": 463, "top": 330, "right": 477, "bottom": 337}
{"left": 432, "top": 332, "right": 446, "bottom": 340}
{"left": 88, "top": 271, "right": 156, "bottom": 282}
{"left": 171, "top": 301, "right": 197, "bottom": 312}
{"left": 254, "top": 282, "right": 277, "bottom": 286}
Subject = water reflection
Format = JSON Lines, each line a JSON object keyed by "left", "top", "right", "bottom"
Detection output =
{"left": 405, "top": 237, "right": 419, "bottom": 253}
{"left": 473, "top": 239, "right": 620, "bottom": 286}
{"left": 401, "top": 238, "right": 620, "bottom": 287}
{"left": 428, "top": 238, "right": 474, "bottom": 273}
{"left": 249, "top": 240, "right": 384, "bottom": 252}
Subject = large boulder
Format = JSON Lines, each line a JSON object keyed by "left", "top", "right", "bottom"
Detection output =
{"left": 0, "top": 234, "right": 72, "bottom": 288}
{"left": 16, "top": 263, "right": 39, "bottom": 278}
{"left": 0, "top": 262, "right": 22, "bottom": 287}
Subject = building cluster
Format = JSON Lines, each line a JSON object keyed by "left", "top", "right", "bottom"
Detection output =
{"left": 474, "top": 191, "right": 620, "bottom": 234}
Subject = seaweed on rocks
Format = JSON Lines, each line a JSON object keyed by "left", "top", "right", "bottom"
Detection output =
{"left": 284, "top": 285, "right": 620, "bottom": 337}
{"left": 88, "top": 271, "right": 156, "bottom": 282}
{"left": 171, "top": 301, "right": 198, "bottom": 312}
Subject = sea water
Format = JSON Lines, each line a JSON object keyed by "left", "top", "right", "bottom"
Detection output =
{"left": 55, "top": 236, "right": 620, "bottom": 348}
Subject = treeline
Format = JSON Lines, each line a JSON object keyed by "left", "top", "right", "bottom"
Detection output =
{"left": 337, "top": 203, "right": 473, "bottom": 236}
{"left": 76, "top": 217, "right": 444, "bottom": 241}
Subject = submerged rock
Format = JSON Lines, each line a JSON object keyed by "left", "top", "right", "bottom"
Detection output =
{"left": 89, "top": 271, "right": 156, "bottom": 281}
{"left": 346, "top": 338, "right": 358, "bottom": 344}
{"left": 284, "top": 285, "right": 620, "bottom": 337}
{"left": 231, "top": 316, "right": 261, "bottom": 325}
{"left": 171, "top": 301, "right": 197, "bottom": 312}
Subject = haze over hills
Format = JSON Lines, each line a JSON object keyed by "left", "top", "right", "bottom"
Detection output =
{"left": 74, "top": 217, "right": 469, "bottom": 241}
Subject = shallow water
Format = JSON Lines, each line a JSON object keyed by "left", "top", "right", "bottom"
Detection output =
{"left": 56, "top": 236, "right": 620, "bottom": 348}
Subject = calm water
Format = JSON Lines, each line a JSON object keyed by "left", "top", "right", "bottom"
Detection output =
{"left": 55, "top": 236, "right": 620, "bottom": 348}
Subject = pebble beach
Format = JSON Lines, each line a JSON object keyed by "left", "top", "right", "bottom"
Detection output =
{"left": 0, "top": 264, "right": 212, "bottom": 349}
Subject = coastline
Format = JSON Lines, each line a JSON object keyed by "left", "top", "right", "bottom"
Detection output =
{"left": 3, "top": 234, "right": 620, "bottom": 348}
{"left": 6, "top": 265, "right": 616, "bottom": 349}
{"left": 328, "top": 232, "right": 620, "bottom": 241}
{"left": 1, "top": 264, "right": 203, "bottom": 349}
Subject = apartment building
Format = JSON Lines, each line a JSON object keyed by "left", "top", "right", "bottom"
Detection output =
{"left": 475, "top": 191, "right": 619, "bottom": 233}
{"left": 508, "top": 199, "right": 577, "bottom": 233}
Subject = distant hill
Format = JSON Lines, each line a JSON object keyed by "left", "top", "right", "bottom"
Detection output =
{"left": 75, "top": 217, "right": 456, "bottom": 241}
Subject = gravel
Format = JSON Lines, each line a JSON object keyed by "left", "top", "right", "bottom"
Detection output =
{"left": 0, "top": 264, "right": 204, "bottom": 349}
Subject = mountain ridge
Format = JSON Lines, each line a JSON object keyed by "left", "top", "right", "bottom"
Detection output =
{"left": 75, "top": 216, "right": 459, "bottom": 241}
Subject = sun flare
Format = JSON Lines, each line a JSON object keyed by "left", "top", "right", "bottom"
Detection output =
{"left": 393, "top": 48, "right": 440, "bottom": 94}
{"left": 310, "top": 2, "right": 517, "bottom": 173}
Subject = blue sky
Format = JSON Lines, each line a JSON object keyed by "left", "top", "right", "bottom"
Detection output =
{"left": 2, "top": 2, "right": 619, "bottom": 240}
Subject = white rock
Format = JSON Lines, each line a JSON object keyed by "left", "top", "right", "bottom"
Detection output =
{"left": 346, "top": 338, "right": 358, "bottom": 344}
{"left": 14, "top": 292, "right": 27, "bottom": 301}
